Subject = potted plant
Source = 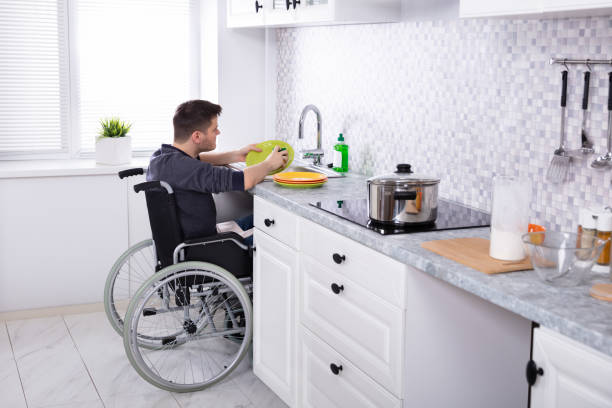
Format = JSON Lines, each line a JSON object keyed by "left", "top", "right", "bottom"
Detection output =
{"left": 95, "top": 117, "right": 133, "bottom": 165}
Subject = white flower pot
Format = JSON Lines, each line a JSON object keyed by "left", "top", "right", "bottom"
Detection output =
{"left": 95, "top": 135, "right": 132, "bottom": 165}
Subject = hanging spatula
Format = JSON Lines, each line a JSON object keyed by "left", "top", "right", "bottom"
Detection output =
{"left": 546, "top": 70, "right": 571, "bottom": 183}
{"left": 569, "top": 70, "right": 595, "bottom": 157}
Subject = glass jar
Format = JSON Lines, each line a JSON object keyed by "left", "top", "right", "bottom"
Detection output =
{"left": 489, "top": 176, "right": 531, "bottom": 261}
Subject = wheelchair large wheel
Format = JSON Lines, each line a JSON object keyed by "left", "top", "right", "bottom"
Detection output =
{"left": 123, "top": 261, "right": 252, "bottom": 393}
{"left": 104, "top": 239, "right": 157, "bottom": 336}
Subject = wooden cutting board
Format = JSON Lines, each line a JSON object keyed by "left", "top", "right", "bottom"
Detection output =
{"left": 421, "top": 237, "right": 532, "bottom": 275}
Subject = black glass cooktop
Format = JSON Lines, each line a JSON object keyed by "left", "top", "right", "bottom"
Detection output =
{"left": 309, "top": 198, "right": 490, "bottom": 235}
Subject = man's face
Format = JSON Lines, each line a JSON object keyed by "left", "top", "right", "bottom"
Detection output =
{"left": 196, "top": 116, "right": 220, "bottom": 152}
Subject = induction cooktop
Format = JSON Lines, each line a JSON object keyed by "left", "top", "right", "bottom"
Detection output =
{"left": 309, "top": 198, "right": 490, "bottom": 235}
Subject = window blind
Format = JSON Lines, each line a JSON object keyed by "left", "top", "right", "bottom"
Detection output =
{"left": 75, "top": 0, "right": 199, "bottom": 154}
{"left": 0, "top": 0, "right": 69, "bottom": 155}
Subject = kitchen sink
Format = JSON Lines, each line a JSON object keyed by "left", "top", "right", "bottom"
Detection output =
{"left": 229, "top": 160, "right": 345, "bottom": 179}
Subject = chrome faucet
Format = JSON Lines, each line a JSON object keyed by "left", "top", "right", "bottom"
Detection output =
{"left": 298, "top": 104, "right": 324, "bottom": 166}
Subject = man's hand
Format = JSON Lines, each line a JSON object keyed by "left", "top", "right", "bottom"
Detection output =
{"left": 264, "top": 145, "right": 289, "bottom": 171}
{"left": 234, "top": 144, "right": 262, "bottom": 163}
{"left": 243, "top": 145, "right": 289, "bottom": 190}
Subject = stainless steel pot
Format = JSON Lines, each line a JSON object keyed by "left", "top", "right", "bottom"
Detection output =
{"left": 367, "top": 164, "right": 440, "bottom": 226}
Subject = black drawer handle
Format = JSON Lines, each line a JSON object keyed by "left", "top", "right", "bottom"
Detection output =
{"left": 526, "top": 360, "right": 544, "bottom": 386}
{"left": 332, "top": 253, "right": 345, "bottom": 264}
{"left": 330, "top": 363, "right": 343, "bottom": 375}
{"left": 264, "top": 218, "right": 275, "bottom": 227}
{"left": 331, "top": 283, "right": 344, "bottom": 294}
{"left": 255, "top": 0, "right": 263, "bottom": 12}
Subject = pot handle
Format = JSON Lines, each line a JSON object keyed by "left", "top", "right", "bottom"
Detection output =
{"left": 393, "top": 191, "right": 418, "bottom": 200}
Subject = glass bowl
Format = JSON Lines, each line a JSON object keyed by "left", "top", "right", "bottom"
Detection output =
{"left": 522, "top": 231, "right": 608, "bottom": 287}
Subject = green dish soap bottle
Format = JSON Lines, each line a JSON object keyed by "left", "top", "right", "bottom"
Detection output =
{"left": 332, "top": 133, "right": 348, "bottom": 172}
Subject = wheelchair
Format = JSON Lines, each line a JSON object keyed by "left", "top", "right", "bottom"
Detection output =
{"left": 103, "top": 168, "right": 254, "bottom": 393}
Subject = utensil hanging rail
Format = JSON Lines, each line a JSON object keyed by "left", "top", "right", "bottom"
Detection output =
{"left": 550, "top": 58, "right": 612, "bottom": 66}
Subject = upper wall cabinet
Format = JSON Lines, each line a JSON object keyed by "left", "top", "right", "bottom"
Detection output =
{"left": 227, "top": 0, "right": 402, "bottom": 28}
{"left": 227, "top": 0, "right": 266, "bottom": 28}
{"left": 460, "top": 0, "right": 612, "bottom": 17}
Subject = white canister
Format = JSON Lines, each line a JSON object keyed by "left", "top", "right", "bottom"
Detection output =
{"left": 489, "top": 176, "right": 531, "bottom": 261}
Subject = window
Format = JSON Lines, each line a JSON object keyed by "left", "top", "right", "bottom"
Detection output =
{"left": 0, "top": 0, "right": 200, "bottom": 159}
{"left": 0, "top": 0, "right": 70, "bottom": 156}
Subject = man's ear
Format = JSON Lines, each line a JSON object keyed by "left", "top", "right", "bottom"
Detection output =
{"left": 191, "top": 130, "right": 202, "bottom": 144}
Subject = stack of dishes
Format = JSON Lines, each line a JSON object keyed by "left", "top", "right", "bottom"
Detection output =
{"left": 273, "top": 172, "right": 328, "bottom": 188}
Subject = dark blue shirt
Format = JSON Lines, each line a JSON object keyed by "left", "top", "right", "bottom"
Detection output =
{"left": 147, "top": 144, "right": 245, "bottom": 239}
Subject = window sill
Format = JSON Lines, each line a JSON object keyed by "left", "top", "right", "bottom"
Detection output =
{"left": 0, "top": 157, "right": 150, "bottom": 179}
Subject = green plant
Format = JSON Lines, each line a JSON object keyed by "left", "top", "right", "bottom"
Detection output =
{"left": 98, "top": 117, "right": 132, "bottom": 139}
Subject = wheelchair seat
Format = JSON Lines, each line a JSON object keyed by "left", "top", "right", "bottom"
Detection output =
{"left": 134, "top": 179, "right": 252, "bottom": 279}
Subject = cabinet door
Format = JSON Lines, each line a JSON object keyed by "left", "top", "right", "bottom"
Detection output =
{"left": 227, "top": 0, "right": 265, "bottom": 28}
{"left": 295, "top": 0, "right": 334, "bottom": 23}
{"left": 531, "top": 327, "right": 612, "bottom": 408}
{"left": 541, "top": 0, "right": 612, "bottom": 12}
{"left": 264, "top": 0, "right": 297, "bottom": 26}
{"left": 0, "top": 175, "right": 127, "bottom": 311}
{"left": 299, "top": 327, "right": 401, "bottom": 408}
{"left": 253, "top": 229, "right": 297, "bottom": 406}
{"left": 460, "top": 0, "right": 542, "bottom": 17}
{"left": 300, "top": 255, "right": 404, "bottom": 396}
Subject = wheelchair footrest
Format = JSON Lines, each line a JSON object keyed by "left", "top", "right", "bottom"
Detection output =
{"left": 142, "top": 307, "right": 157, "bottom": 316}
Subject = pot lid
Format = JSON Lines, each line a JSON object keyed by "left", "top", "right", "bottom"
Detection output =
{"left": 367, "top": 164, "right": 440, "bottom": 186}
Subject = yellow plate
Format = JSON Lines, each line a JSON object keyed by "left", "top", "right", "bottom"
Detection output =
{"left": 273, "top": 177, "right": 328, "bottom": 184}
{"left": 245, "top": 140, "right": 294, "bottom": 175}
{"left": 274, "top": 180, "right": 327, "bottom": 188}
{"left": 273, "top": 171, "right": 327, "bottom": 183}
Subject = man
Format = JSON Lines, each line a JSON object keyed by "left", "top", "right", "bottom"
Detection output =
{"left": 147, "top": 99, "right": 288, "bottom": 243}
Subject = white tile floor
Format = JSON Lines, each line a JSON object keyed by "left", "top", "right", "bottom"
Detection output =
{"left": 0, "top": 312, "right": 287, "bottom": 408}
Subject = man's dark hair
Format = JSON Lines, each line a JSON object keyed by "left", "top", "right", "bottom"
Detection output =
{"left": 173, "top": 100, "right": 222, "bottom": 143}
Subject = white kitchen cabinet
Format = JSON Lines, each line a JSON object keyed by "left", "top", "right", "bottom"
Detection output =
{"left": 530, "top": 326, "right": 612, "bottom": 408}
{"left": 254, "top": 196, "right": 532, "bottom": 407}
{"left": 226, "top": 0, "right": 265, "bottom": 28}
{"left": 227, "top": 0, "right": 401, "bottom": 28}
{"left": 264, "top": 0, "right": 298, "bottom": 26}
{"left": 0, "top": 175, "right": 128, "bottom": 311}
{"left": 298, "top": 327, "right": 401, "bottom": 408}
{"left": 460, "top": 0, "right": 542, "bottom": 17}
{"left": 542, "top": 0, "right": 612, "bottom": 12}
{"left": 460, "top": 0, "right": 612, "bottom": 17}
{"left": 299, "top": 254, "right": 405, "bottom": 396}
{"left": 252, "top": 221, "right": 298, "bottom": 406}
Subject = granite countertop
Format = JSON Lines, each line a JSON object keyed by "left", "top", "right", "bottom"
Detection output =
{"left": 252, "top": 173, "right": 612, "bottom": 358}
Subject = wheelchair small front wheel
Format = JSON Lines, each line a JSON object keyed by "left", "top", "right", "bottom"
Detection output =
{"left": 123, "top": 261, "right": 253, "bottom": 393}
{"left": 104, "top": 239, "right": 157, "bottom": 336}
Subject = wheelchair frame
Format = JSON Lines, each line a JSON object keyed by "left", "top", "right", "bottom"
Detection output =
{"left": 104, "top": 167, "right": 254, "bottom": 392}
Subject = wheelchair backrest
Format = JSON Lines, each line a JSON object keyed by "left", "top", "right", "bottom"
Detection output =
{"left": 133, "top": 180, "right": 184, "bottom": 269}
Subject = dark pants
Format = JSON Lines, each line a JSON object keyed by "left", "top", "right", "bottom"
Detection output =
{"left": 235, "top": 214, "right": 253, "bottom": 246}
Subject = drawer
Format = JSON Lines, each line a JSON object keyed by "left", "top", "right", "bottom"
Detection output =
{"left": 254, "top": 196, "right": 299, "bottom": 249}
{"left": 300, "top": 218, "right": 406, "bottom": 308}
{"left": 300, "top": 254, "right": 404, "bottom": 396}
{"left": 299, "top": 326, "right": 402, "bottom": 408}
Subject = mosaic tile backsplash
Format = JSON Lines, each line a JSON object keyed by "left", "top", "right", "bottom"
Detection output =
{"left": 275, "top": 16, "right": 612, "bottom": 231}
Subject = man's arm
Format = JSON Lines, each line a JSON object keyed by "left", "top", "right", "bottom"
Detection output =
{"left": 199, "top": 144, "right": 262, "bottom": 165}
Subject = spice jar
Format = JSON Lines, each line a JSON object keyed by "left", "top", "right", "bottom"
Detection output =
{"left": 578, "top": 208, "right": 598, "bottom": 249}
{"left": 596, "top": 213, "right": 612, "bottom": 266}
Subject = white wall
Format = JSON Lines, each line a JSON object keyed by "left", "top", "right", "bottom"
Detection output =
{"left": 203, "top": 0, "right": 268, "bottom": 152}
{"left": 0, "top": 175, "right": 128, "bottom": 311}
